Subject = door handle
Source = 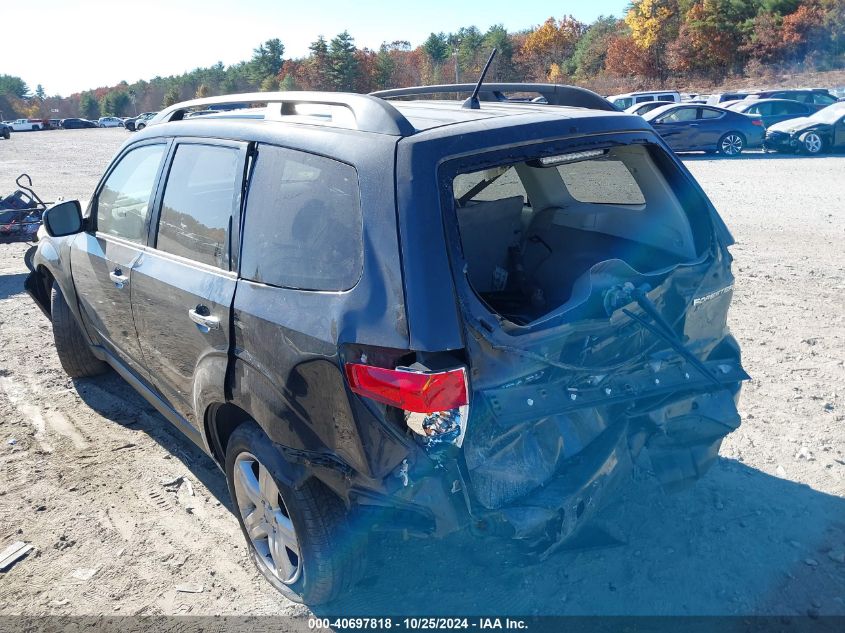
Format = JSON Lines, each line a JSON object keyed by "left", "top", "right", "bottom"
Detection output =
{"left": 188, "top": 307, "right": 220, "bottom": 332}
{"left": 109, "top": 268, "right": 128, "bottom": 289}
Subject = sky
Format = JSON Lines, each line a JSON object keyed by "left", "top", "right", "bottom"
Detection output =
{"left": 7, "top": 0, "right": 628, "bottom": 97}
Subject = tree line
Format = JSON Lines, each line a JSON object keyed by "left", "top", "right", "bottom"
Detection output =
{"left": 1, "top": 0, "right": 843, "bottom": 120}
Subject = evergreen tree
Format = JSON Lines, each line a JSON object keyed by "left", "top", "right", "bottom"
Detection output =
{"left": 329, "top": 31, "right": 358, "bottom": 91}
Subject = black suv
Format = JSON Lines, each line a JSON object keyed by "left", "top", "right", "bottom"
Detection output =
{"left": 25, "top": 85, "right": 747, "bottom": 604}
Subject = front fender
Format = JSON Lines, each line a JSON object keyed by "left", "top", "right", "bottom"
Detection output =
{"left": 27, "top": 235, "right": 90, "bottom": 337}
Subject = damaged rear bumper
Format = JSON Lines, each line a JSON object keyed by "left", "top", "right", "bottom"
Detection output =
{"left": 469, "top": 380, "right": 742, "bottom": 553}
{"left": 359, "top": 357, "right": 745, "bottom": 552}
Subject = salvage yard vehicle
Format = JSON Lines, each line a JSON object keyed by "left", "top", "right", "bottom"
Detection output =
{"left": 607, "top": 90, "right": 681, "bottom": 109}
{"left": 0, "top": 122, "right": 10, "bottom": 139}
{"left": 725, "top": 98, "right": 813, "bottom": 128}
{"left": 7, "top": 118, "right": 44, "bottom": 131}
{"left": 765, "top": 102, "right": 845, "bottom": 154}
{"left": 642, "top": 103, "right": 764, "bottom": 155}
{"left": 25, "top": 82, "right": 747, "bottom": 604}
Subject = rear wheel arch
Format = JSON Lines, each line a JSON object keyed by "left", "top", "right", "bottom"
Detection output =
{"left": 205, "top": 401, "right": 253, "bottom": 465}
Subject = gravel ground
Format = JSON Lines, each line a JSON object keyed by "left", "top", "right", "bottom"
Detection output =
{"left": 0, "top": 129, "right": 843, "bottom": 618}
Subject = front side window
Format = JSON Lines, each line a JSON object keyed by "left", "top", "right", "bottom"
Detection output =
{"left": 156, "top": 143, "right": 240, "bottom": 269}
{"left": 96, "top": 144, "right": 166, "bottom": 242}
{"left": 240, "top": 145, "right": 363, "bottom": 291}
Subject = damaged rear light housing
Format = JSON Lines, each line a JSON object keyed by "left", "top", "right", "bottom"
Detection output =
{"left": 345, "top": 363, "right": 470, "bottom": 446}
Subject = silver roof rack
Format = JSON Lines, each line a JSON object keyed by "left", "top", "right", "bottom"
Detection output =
{"left": 370, "top": 83, "right": 618, "bottom": 112}
{"left": 147, "top": 91, "right": 416, "bottom": 136}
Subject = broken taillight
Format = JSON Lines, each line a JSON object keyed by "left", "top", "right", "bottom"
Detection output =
{"left": 345, "top": 363, "right": 470, "bottom": 446}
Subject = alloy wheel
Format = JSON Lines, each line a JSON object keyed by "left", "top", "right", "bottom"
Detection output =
{"left": 233, "top": 452, "right": 301, "bottom": 584}
{"left": 803, "top": 133, "right": 823, "bottom": 154}
{"left": 720, "top": 134, "right": 743, "bottom": 156}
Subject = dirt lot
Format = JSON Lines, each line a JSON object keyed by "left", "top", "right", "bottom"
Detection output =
{"left": 0, "top": 129, "right": 843, "bottom": 618}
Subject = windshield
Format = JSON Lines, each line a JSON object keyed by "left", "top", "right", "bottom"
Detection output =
{"left": 808, "top": 103, "right": 845, "bottom": 124}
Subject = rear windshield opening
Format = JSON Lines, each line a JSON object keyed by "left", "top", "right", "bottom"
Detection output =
{"left": 450, "top": 144, "right": 706, "bottom": 327}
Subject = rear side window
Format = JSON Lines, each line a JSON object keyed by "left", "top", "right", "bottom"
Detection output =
{"left": 240, "top": 145, "right": 363, "bottom": 291}
{"left": 156, "top": 143, "right": 240, "bottom": 269}
{"left": 658, "top": 94, "right": 676, "bottom": 101}
{"left": 97, "top": 144, "right": 166, "bottom": 243}
{"left": 699, "top": 108, "right": 723, "bottom": 119}
{"left": 635, "top": 95, "right": 655, "bottom": 103}
{"left": 662, "top": 107, "right": 697, "bottom": 122}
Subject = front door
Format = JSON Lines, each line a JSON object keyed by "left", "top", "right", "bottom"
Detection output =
{"left": 130, "top": 140, "right": 246, "bottom": 426}
{"left": 71, "top": 141, "right": 168, "bottom": 379}
{"left": 653, "top": 106, "right": 698, "bottom": 150}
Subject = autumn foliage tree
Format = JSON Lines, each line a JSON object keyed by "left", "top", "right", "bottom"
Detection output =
{"left": 518, "top": 16, "right": 586, "bottom": 81}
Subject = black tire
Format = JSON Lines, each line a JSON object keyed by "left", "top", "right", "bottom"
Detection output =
{"left": 50, "top": 285, "right": 108, "bottom": 378}
{"left": 718, "top": 132, "right": 745, "bottom": 156}
{"left": 1, "top": 129, "right": 9, "bottom": 140}
{"left": 136, "top": 122, "right": 145, "bottom": 131}
{"left": 225, "top": 422, "right": 365, "bottom": 604}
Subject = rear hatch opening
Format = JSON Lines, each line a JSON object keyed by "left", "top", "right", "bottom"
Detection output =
{"left": 439, "top": 137, "right": 748, "bottom": 546}
{"left": 449, "top": 143, "right": 710, "bottom": 329}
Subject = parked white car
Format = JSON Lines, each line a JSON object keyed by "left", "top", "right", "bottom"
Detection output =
{"left": 97, "top": 117, "right": 124, "bottom": 128}
{"left": 608, "top": 91, "right": 681, "bottom": 110}
{"left": 7, "top": 119, "right": 44, "bottom": 131}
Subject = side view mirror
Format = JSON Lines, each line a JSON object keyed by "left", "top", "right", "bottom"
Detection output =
{"left": 43, "top": 200, "right": 83, "bottom": 237}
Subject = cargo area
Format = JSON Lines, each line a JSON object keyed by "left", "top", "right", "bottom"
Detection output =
{"left": 451, "top": 144, "right": 706, "bottom": 327}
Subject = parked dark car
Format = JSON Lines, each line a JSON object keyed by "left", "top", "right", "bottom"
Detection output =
{"left": 746, "top": 88, "right": 837, "bottom": 112}
{"left": 765, "top": 102, "right": 845, "bottom": 154}
{"left": 725, "top": 98, "right": 813, "bottom": 128}
{"left": 0, "top": 122, "right": 10, "bottom": 139}
{"left": 26, "top": 88, "right": 746, "bottom": 604}
{"left": 61, "top": 118, "right": 98, "bottom": 129}
{"left": 643, "top": 103, "right": 764, "bottom": 155}
{"left": 624, "top": 100, "right": 676, "bottom": 116}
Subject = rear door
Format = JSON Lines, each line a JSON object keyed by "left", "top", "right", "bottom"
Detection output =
{"left": 71, "top": 141, "right": 168, "bottom": 380}
{"left": 130, "top": 139, "right": 246, "bottom": 425}
{"left": 696, "top": 106, "right": 727, "bottom": 147}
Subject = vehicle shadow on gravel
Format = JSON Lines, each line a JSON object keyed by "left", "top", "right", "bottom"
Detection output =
{"left": 0, "top": 272, "right": 29, "bottom": 301}
{"left": 71, "top": 373, "right": 234, "bottom": 511}
{"left": 322, "top": 459, "right": 845, "bottom": 616}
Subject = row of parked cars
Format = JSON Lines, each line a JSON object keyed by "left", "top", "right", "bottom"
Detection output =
{"left": 608, "top": 88, "right": 845, "bottom": 155}
{"left": 0, "top": 112, "right": 161, "bottom": 135}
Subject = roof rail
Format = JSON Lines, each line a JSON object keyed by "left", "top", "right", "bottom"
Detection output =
{"left": 146, "top": 91, "right": 416, "bottom": 136}
{"left": 370, "top": 83, "right": 618, "bottom": 112}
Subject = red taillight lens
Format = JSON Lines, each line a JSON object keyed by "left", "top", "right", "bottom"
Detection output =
{"left": 345, "top": 363, "right": 468, "bottom": 413}
{"left": 751, "top": 118, "right": 763, "bottom": 126}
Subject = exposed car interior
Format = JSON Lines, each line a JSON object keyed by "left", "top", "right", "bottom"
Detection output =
{"left": 452, "top": 144, "right": 701, "bottom": 326}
